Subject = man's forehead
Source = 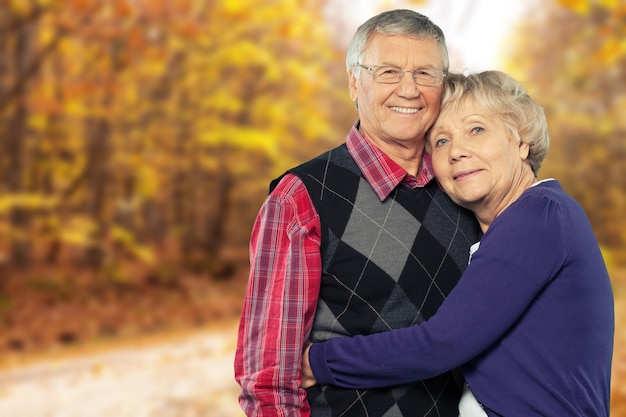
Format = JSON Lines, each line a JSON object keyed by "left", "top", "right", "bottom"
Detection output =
{"left": 363, "top": 34, "right": 442, "bottom": 64}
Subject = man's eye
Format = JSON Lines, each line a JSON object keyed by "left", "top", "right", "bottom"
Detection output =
{"left": 382, "top": 68, "right": 399, "bottom": 75}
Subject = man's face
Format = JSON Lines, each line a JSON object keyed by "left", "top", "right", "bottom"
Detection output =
{"left": 350, "top": 33, "right": 445, "bottom": 148}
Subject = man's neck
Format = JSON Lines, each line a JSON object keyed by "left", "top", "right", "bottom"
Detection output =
{"left": 375, "top": 141, "right": 424, "bottom": 176}
{"left": 356, "top": 124, "right": 426, "bottom": 176}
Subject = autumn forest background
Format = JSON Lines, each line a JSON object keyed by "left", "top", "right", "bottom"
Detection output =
{"left": 0, "top": 0, "right": 624, "bottom": 415}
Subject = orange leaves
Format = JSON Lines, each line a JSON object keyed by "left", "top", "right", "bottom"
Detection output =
{"left": 558, "top": 0, "right": 626, "bottom": 14}
{"left": 110, "top": 0, "right": 134, "bottom": 19}
{"left": 557, "top": 0, "right": 590, "bottom": 14}
{"left": 595, "top": 37, "right": 626, "bottom": 66}
{"left": 505, "top": 0, "right": 626, "bottom": 267}
{"left": 0, "top": 0, "right": 354, "bottom": 274}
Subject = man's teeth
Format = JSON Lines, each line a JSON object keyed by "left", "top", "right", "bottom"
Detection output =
{"left": 391, "top": 107, "right": 418, "bottom": 114}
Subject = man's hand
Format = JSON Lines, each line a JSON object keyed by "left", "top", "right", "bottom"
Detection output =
{"left": 300, "top": 343, "right": 318, "bottom": 388}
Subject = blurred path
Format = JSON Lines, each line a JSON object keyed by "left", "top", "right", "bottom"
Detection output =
{"left": 0, "top": 322, "right": 245, "bottom": 417}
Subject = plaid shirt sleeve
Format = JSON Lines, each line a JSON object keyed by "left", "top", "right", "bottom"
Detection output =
{"left": 235, "top": 173, "right": 322, "bottom": 417}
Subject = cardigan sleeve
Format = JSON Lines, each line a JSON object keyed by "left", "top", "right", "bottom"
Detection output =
{"left": 309, "top": 192, "right": 569, "bottom": 388}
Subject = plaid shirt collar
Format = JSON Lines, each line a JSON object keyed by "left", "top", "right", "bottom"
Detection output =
{"left": 346, "top": 121, "right": 435, "bottom": 201}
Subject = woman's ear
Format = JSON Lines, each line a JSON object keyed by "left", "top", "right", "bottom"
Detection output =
{"left": 519, "top": 141, "right": 530, "bottom": 160}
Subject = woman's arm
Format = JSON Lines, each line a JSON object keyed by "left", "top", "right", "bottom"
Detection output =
{"left": 301, "top": 343, "right": 317, "bottom": 388}
{"left": 306, "top": 195, "right": 566, "bottom": 388}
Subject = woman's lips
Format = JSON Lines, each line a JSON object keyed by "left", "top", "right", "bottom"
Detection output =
{"left": 453, "top": 169, "right": 482, "bottom": 181}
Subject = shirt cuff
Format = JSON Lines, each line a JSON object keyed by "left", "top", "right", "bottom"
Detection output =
{"left": 309, "top": 342, "right": 337, "bottom": 386}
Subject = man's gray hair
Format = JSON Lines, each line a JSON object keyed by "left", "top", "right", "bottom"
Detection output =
{"left": 346, "top": 9, "right": 449, "bottom": 77}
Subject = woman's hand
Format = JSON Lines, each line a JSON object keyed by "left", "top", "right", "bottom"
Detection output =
{"left": 301, "top": 343, "right": 318, "bottom": 388}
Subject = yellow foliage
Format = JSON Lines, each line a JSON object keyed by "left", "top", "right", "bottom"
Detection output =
{"left": 558, "top": 0, "right": 590, "bottom": 14}
{"left": 559, "top": 0, "right": 624, "bottom": 13}
{"left": 28, "top": 114, "right": 49, "bottom": 131}
{"left": 35, "top": 0, "right": 55, "bottom": 7}
{"left": 595, "top": 38, "right": 626, "bottom": 65}
{"left": 64, "top": 99, "right": 87, "bottom": 117}
{"left": 211, "top": 40, "right": 277, "bottom": 72}
{"left": 600, "top": 0, "right": 622, "bottom": 9}
{"left": 37, "top": 22, "right": 57, "bottom": 46}
{"left": 220, "top": 0, "right": 251, "bottom": 17}
{"left": 136, "top": 165, "right": 161, "bottom": 199}
{"left": 131, "top": 246, "right": 156, "bottom": 265}
{"left": 199, "top": 127, "right": 278, "bottom": 156}
{"left": 111, "top": 225, "right": 155, "bottom": 265}
{"left": 0, "top": 0, "right": 354, "bottom": 274}
{"left": 59, "top": 217, "right": 98, "bottom": 246}
{"left": 8, "top": 0, "right": 30, "bottom": 14}
{"left": 504, "top": 0, "right": 626, "bottom": 267}
{"left": 0, "top": 194, "right": 58, "bottom": 213}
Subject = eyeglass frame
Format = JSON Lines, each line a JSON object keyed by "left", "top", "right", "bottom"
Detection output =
{"left": 357, "top": 64, "right": 447, "bottom": 87}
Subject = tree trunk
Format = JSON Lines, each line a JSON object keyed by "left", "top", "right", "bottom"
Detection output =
{"left": 83, "top": 115, "right": 111, "bottom": 268}
{"left": 205, "top": 153, "right": 233, "bottom": 260}
{"left": 5, "top": 21, "right": 34, "bottom": 266}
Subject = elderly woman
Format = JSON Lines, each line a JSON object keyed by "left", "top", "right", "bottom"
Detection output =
{"left": 301, "top": 71, "right": 614, "bottom": 416}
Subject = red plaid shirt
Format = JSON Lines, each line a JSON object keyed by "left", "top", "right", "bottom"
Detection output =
{"left": 235, "top": 123, "right": 435, "bottom": 417}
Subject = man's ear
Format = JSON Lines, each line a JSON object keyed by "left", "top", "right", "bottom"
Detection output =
{"left": 425, "top": 138, "right": 432, "bottom": 154}
{"left": 348, "top": 71, "right": 358, "bottom": 103}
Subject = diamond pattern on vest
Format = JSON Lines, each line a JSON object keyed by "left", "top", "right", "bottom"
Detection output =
{"left": 343, "top": 179, "right": 421, "bottom": 283}
{"left": 282, "top": 145, "right": 481, "bottom": 417}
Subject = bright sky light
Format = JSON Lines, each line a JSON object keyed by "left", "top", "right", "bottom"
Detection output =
{"left": 324, "top": 0, "right": 534, "bottom": 72}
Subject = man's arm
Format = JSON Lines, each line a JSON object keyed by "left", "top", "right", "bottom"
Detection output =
{"left": 235, "top": 174, "right": 322, "bottom": 417}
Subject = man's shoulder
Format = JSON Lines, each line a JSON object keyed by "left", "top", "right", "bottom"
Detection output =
{"left": 268, "top": 172, "right": 305, "bottom": 195}
{"left": 278, "top": 144, "right": 352, "bottom": 182}
{"left": 296, "top": 144, "right": 349, "bottom": 169}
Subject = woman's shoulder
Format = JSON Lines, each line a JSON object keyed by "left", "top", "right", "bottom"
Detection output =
{"left": 523, "top": 179, "right": 585, "bottom": 215}
{"left": 491, "top": 179, "right": 568, "bottom": 236}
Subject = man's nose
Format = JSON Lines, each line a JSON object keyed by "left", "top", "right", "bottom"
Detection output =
{"left": 397, "top": 71, "right": 421, "bottom": 95}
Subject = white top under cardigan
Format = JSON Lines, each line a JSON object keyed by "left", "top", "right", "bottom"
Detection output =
{"left": 458, "top": 242, "right": 488, "bottom": 417}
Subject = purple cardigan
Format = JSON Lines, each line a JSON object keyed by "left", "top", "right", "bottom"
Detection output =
{"left": 309, "top": 180, "right": 614, "bottom": 416}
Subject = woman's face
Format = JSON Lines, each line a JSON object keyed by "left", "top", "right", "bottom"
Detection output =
{"left": 428, "top": 98, "right": 531, "bottom": 226}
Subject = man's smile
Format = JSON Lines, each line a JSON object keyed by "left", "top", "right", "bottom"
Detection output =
{"left": 390, "top": 106, "right": 420, "bottom": 114}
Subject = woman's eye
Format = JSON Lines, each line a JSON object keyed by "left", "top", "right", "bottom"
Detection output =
{"left": 471, "top": 126, "right": 484, "bottom": 134}
{"left": 435, "top": 138, "right": 449, "bottom": 147}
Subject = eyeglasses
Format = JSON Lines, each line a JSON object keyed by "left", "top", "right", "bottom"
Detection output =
{"left": 357, "top": 64, "right": 446, "bottom": 87}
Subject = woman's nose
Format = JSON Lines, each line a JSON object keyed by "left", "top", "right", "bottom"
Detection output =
{"left": 449, "top": 140, "right": 470, "bottom": 161}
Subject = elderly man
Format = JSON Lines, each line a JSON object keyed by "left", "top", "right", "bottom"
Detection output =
{"left": 235, "top": 9, "right": 481, "bottom": 417}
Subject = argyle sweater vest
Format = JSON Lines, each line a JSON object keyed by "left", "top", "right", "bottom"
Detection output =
{"left": 273, "top": 144, "right": 481, "bottom": 417}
